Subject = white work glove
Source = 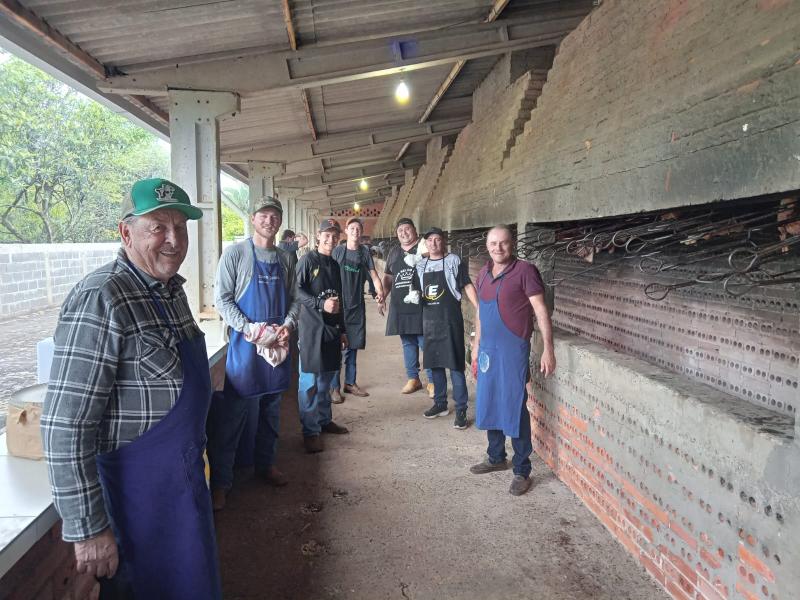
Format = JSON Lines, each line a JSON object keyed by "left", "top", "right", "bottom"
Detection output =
{"left": 404, "top": 290, "right": 420, "bottom": 304}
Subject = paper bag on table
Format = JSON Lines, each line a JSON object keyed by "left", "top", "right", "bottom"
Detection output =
{"left": 7, "top": 403, "right": 45, "bottom": 460}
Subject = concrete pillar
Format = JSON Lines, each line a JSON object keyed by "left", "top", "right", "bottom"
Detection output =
{"left": 277, "top": 187, "right": 302, "bottom": 237}
{"left": 247, "top": 161, "right": 284, "bottom": 201}
{"left": 169, "top": 89, "right": 240, "bottom": 318}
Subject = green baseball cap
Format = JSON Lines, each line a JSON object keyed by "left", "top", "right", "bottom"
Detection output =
{"left": 121, "top": 178, "right": 203, "bottom": 220}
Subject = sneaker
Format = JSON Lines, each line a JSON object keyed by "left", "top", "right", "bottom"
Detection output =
{"left": 401, "top": 378, "right": 423, "bottom": 394}
{"left": 469, "top": 458, "right": 510, "bottom": 475}
{"left": 321, "top": 421, "right": 350, "bottom": 434}
{"left": 426, "top": 383, "right": 435, "bottom": 398}
{"left": 453, "top": 408, "right": 468, "bottom": 430}
{"left": 423, "top": 403, "right": 450, "bottom": 419}
{"left": 344, "top": 383, "right": 369, "bottom": 397}
{"left": 509, "top": 475, "right": 532, "bottom": 496}
{"left": 211, "top": 488, "right": 227, "bottom": 511}
{"left": 304, "top": 435, "right": 323, "bottom": 453}
{"left": 331, "top": 388, "right": 345, "bottom": 404}
{"left": 259, "top": 466, "right": 288, "bottom": 487}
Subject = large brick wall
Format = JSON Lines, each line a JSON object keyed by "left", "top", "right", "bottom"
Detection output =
{"left": 373, "top": 6, "right": 800, "bottom": 600}
{"left": 376, "top": 0, "right": 800, "bottom": 233}
{"left": 530, "top": 332, "right": 798, "bottom": 600}
{"left": 0, "top": 244, "right": 118, "bottom": 318}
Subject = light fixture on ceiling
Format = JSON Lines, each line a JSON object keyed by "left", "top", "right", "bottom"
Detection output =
{"left": 358, "top": 178, "right": 369, "bottom": 191}
{"left": 353, "top": 202, "right": 361, "bottom": 211}
{"left": 395, "top": 80, "right": 410, "bottom": 104}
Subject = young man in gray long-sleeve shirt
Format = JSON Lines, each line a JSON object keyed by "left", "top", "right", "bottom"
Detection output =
{"left": 208, "top": 196, "right": 300, "bottom": 510}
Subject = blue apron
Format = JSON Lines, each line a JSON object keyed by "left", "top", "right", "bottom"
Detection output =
{"left": 96, "top": 271, "right": 221, "bottom": 599}
{"left": 475, "top": 270, "right": 531, "bottom": 438}
{"left": 224, "top": 240, "right": 291, "bottom": 398}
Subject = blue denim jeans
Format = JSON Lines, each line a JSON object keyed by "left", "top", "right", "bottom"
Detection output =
{"left": 332, "top": 347, "right": 358, "bottom": 389}
{"left": 430, "top": 368, "right": 468, "bottom": 410}
{"left": 399, "top": 334, "right": 433, "bottom": 381}
{"left": 297, "top": 362, "right": 337, "bottom": 437}
{"left": 486, "top": 397, "right": 533, "bottom": 478}
{"left": 207, "top": 388, "right": 282, "bottom": 490}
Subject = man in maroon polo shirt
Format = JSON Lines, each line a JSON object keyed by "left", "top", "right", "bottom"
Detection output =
{"left": 470, "top": 224, "right": 556, "bottom": 496}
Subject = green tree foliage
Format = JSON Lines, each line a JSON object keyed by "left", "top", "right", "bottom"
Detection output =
{"left": 221, "top": 185, "right": 248, "bottom": 241}
{"left": 0, "top": 55, "right": 170, "bottom": 243}
{"left": 222, "top": 204, "right": 244, "bottom": 241}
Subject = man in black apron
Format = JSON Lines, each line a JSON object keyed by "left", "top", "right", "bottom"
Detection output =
{"left": 331, "top": 217, "right": 386, "bottom": 401}
{"left": 295, "top": 219, "right": 350, "bottom": 453}
{"left": 382, "top": 218, "right": 434, "bottom": 396}
{"left": 470, "top": 224, "right": 556, "bottom": 496}
{"left": 412, "top": 227, "right": 479, "bottom": 430}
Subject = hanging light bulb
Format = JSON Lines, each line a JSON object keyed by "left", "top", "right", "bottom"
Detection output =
{"left": 395, "top": 80, "right": 410, "bottom": 104}
{"left": 353, "top": 202, "right": 361, "bottom": 211}
{"left": 359, "top": 178, "right": 369, "bottom": 191}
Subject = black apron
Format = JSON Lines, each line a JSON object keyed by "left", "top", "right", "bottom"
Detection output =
{"left": 421, "top": 260, "right": 465, "bottom": 371}
{"left": 385, "top": 243, "right": 424, "bottom": 336}
{"left": 298, "top": 252, "right": 344, "bottom": 373}
{"left": 339, "top": 247, "right": 367, "bottom": 349}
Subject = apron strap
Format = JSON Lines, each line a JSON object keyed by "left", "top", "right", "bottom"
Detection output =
{"left": 478, "top": 264, "right": 507, "bottom": 301}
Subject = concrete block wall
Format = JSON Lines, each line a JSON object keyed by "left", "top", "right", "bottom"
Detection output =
{"left": 530, "top": 331, "right": 799, "bottom": 600}
{"left": 0, "top": 244, "right": 118, "bottom": 318}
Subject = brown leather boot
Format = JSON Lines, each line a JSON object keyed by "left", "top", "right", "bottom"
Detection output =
{"left": 331, "top": 388, "right": 345, "bottom": 404}
{"left": 304, "top": 435, "right": 323, "bottom": 453}
{"left": 426, "top": 383, "right": 435, "bottom": 398}
{"left": 211, "top": 488, "right": 227, "bottom": 511}
{"left": 260, "top": 465, "right": 288, "bottom": 487}
{"left": 321, "top": 421, "right": 350, "bottom": 434}
{"left": 344, "top": 383, "right": 369, "bottom": 397}
{"left": 401, "top": 378, "right": 423, "bottom": 394}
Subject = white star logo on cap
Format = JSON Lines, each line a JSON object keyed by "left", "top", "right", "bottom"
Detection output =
{"left": 155, "top": 183, "right": 176, "bottom": 203}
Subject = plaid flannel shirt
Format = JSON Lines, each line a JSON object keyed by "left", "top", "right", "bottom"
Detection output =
{"left": 42, "top": 248, "right": 202, "bottom": 542}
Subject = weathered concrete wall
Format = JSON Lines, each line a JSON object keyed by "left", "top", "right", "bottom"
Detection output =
{"left": 382, "top": 169, "right": 419, "bottom": 234}
{"left": 531, "top": 331, "right": 798, "bottom": 600}
{"left": 0, "top": 244, "right": 118, "bottom": 318}
{"left": 378, "top": 0, "right": 800, "bottom": 233}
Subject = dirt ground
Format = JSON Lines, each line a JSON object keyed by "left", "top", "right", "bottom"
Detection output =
{"left": 213, "top": 302, "right": 666, "bottom": 600}
{"left": 0, "top": 307, "right": 60, "bottom": 430}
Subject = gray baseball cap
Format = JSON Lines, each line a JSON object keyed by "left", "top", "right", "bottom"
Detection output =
{"left": 250, "top": 196, "right": 283, "bottom": 215}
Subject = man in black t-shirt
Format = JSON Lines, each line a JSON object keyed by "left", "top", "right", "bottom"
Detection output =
{"left": 381, "top": 218, "right": 434, "bottom": 396}
{"left": 295, "top": 219, "right": 350, "bottom": 453}
{"left": 330, "top": 217, "right": 386, "bottom": 401}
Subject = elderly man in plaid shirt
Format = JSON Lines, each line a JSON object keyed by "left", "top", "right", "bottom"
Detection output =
{"left": 42, "top": 179, "right": 221, "bottom": 599}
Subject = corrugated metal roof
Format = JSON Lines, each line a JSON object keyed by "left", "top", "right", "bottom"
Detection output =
{"left": 4, "top": 0, "right": 594, "bottom": 207}
{"left": 23, "top": 0, "right": 290, "bottom": 67}
{"left": 293, "top": 0, "right": 494, "bottom": 46}
{"left": 220, "top": 88, "right": 310, "bottom": 148}
{"left": 319, "top": 64, "right": 454, "bottom": 133}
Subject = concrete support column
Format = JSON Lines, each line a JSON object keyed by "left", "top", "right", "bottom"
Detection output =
{"left": 277, "top": 187, "right": 302, "bottom": 237}
{"left": 169, "top": 89, "right": 240, "bottom": 318}
{"left": 247, "top": 161, "right": 284, "bottom": 202}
